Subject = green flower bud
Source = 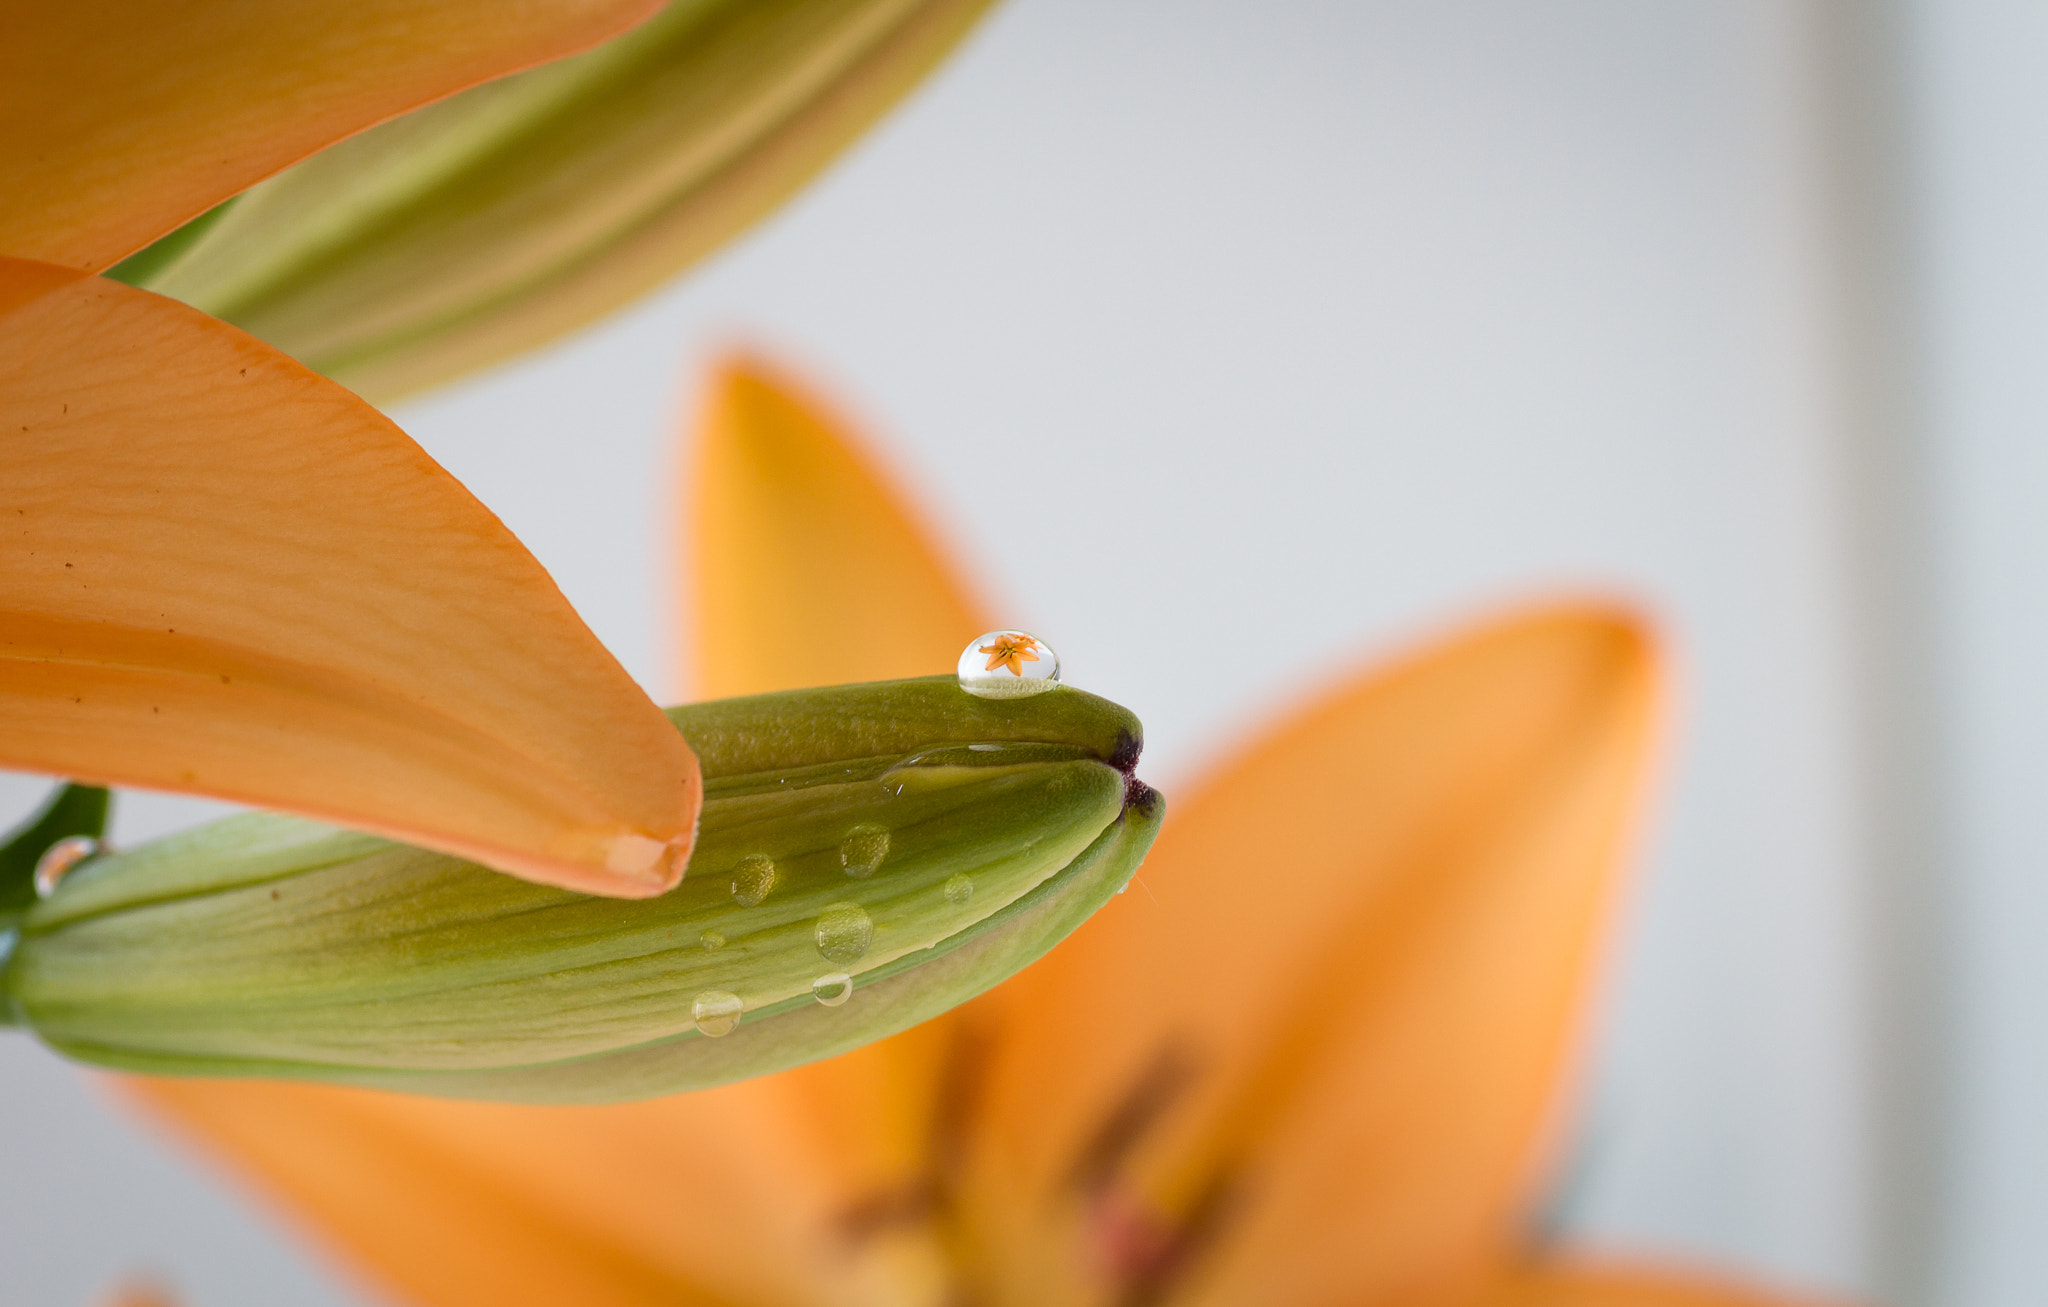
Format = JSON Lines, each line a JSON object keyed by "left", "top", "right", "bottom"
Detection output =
{"left": 2, "top": 678, "right": 1158, "bottom": 1102}
{"left": 109, "top": 0, "right": 998, "bottom": 406}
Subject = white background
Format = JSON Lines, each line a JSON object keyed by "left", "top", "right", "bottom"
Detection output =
{"left": 5, "top": 2, "right": 2044, "bottom": 1304}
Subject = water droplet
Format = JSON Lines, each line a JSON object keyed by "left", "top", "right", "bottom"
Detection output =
{"left": 699, "top": 929, "right": 727, "bottom": 951}
{"left": 944, "top": 873, "right": 974, "bottom": 906}
{"left": 958, "top": 629, "right": 1060, "bottom": 699}
{"left": 812, "top": 973, "right": 854, "bottom": 1006}
{"left": 814, "top": 902, "right": 874, "bottom": 965}
{"left": 839, "top": 825, "right": 890, "bottom": 878}
{"left": 33, "top": 835, "right": 98, "bottom": 898}
{"left": 690, "top": 990, "right": 744, "bottom": 1038}
{"left": 730, "top": 854, "right": 777, "bottom": 907}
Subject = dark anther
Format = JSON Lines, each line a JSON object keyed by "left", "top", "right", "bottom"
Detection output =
{"left": 832, "top": 1022, "right": 993, "bottom": 1250}
{"left": 1108, "top": 729, "right": 1144, "bottom": 775}
{"left": 1123, "top": 777, "right": 1161, "bottom": 818}
{"left": 836, "top": 1179, "right": 940, "bottom": 1246}
{"left": 1112, "top": 1169, "right": 1246, "bottom": 1307}
{"left": 927, "top": 1021, "right": 993, "bottom": 1185}
{"left": 1063, "top": 1044, "right": 1200, "bottom": 1199}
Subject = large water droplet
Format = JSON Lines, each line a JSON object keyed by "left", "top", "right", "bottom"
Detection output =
{"left": 691, "top": 990, "right": 744, "bottom": 1038}
{"left": 839, "top": 825, "right": 890, "bottom": 878}
{"left": 33, "top": 835, "right": 98, "bottom": 898}
{"left": 814, "top": 902, "right": 874, "bottom": 965}
{"left": 958, "top": 630, "right": 1060, "bottom": 699}
{"left": 812, "top": 973, "right": 853, "bottom": 1006}
{"left": 944, "top": 873, "right": 975, "bottom": 906}
{"left": 730, "top": 854, "right": 777, "bottom": 907}
{"left": 699, "top": 929, "right": 727, "bottom": 951}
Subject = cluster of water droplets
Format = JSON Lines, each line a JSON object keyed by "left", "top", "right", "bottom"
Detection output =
{"left": 691, "top": 816, "right": 977, "bottom": 1037}
{"left": 687, "top": 634, "right": 1068, "bottom": 1041}
{"left": 688, "top": 853, "right": 785, "bottom": 1036}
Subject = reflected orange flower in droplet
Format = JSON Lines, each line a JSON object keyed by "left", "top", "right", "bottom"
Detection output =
{"left": 980, "top": 634, "right": 1044, "bottom": 677}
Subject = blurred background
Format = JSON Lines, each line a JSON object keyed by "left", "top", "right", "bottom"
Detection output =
{"left": 4, "top": 1, "right": 2046, "bottom": 1304}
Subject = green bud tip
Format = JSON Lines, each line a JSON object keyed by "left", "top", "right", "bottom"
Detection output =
{"left": 0, "top": 678, "right": 1159, "bottom": 1102}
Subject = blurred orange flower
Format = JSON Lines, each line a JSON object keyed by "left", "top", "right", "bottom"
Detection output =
{"left": 122, "top": 360, "right": 1840, "bottom": 1307}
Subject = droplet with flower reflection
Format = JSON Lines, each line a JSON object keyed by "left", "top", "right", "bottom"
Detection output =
{"left": 958, "top": 630, "right": 1059, "bottom": 699}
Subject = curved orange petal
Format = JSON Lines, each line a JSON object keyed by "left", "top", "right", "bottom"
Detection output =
{"left": 121, "top": 1077, "right": 846, "bottom": 1307}
{"left": 0, "top": 0, "right": 662, "bottom": 273}
{"left": 687, "top": 355, "right": 989, "bottom": 698}
{"left": 950, "top": 608, "right": 1663, "bottom": 1306}
{"left": 0, "top": 259, "right": 699, "bottom": 896}
{"left": 122, "top": 1039, "right": 969, "bottom": 1307}
{"left": 1467, "top": 1258, "right": 1849, "bottom": 1307}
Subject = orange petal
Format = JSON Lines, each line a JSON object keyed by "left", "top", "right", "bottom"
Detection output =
{"left": 687, "top": 355, "right": 989, "bottom": 697}
{"left": 953, "top": 607, "right": 1663, "bottom": 1305}
{"left": 0, "top": 259, "right": 699, "bottom": 896}
{"left": 686, "top": 351, "right": 995, "bottom": 1225}
{"left": 121, "top": 1077, "right": 845, "bottom": 1307}
{"left": 1467, "top": 1258, "right": 1850, "bottom": 1307}
{"left": 121, "top": 1037, "right": 969, "bottom": 1307}
{"left": 95, "top": 1285, "right": 179, "bottom": 1307}
{"left": 682, "top": 355, "right": 1002, "bottom": 1293}
{"left": 0, "top": 0, "right": 661, "bottom": 273}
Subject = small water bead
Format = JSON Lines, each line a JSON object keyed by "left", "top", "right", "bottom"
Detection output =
{"left": 811, "top": 973, "right": 854, "bottom": 1006}
{"left": 730, "top": 853, "right": 777, "bottom": 907}
{"left": 690, "top": 990, "right": 744, "bottom": 1038}
{"left": 699, "top": 929, "right": 727, "bottom": 951}
{"left": 814, "top": 902, "right": 874, "bottom": 965}
{"left": 32, "top": 836, "right": 98, "bottom": 898}
{"left": 943, "top": 873, "right": 974, "bottom": 906}
{"left": 839, "top": 825, "right": 890, "bottom": 878}
{"left": 957, "top": 630, "right": 1060, "bottom": 699}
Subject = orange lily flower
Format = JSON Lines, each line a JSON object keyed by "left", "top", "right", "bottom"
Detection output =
{"left": 119, "top": 359, "right": 1843, "bottom": 1307}
{"left": 977, "top": 634, "right": 1045, "bottom": 678}
{"left": 1, "top": 3, "right": 705, "bottom": 896}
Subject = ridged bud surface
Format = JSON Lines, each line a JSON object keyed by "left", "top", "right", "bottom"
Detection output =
{"left": 2, "top": 678, "right": 1158, "bottom": 1101}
